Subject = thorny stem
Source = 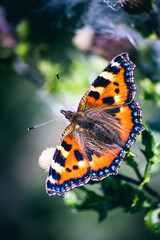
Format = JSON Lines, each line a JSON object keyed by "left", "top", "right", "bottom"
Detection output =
{"left": 115, "top": 173, "right": 140, "bottom": 186}
{"left": 128, "top": 153, "right": 160, "bottom": 200}
{"left": 129, "top": 161, "right": 160, "bottom": 200}
{"left": 116, "top": 173, "right": 160, "bottom": 200}
{"left": 132, "top": 164, "right": 143, "bottom": 182}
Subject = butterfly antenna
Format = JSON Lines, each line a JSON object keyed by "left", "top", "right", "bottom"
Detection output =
{"left": 56, "top": 73, "right": 68, "bottom": 110}
{"left": 27, "top": 117, "right": 60, "bottom": 131}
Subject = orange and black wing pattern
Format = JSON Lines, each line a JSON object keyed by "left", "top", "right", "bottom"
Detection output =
{"left": 77, "top": 52, "right": 144, "bottom": 180}
{"left": 78, "top": 52, "right": 136, "bottom": 111}
{"left": 83, "top": 101, "right": 144, "bottom": 180}
{"left": 46, "top": 125, "right": 91, "bottom": 197}
{"left": 78, "top": 132, "right": 126, "bottom": 181}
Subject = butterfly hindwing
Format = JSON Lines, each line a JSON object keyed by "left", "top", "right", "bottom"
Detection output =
{"left": 109, "top": 101, "right": 145, "bottom": 147}
{"left": 78, "top": 52, "right": 136, "bottom": 111}
{"left": 46, "top": 125, "right": 91, "bottom": 197}
{"left": 90, "top": 148, "right": 125, "bottom": 180}
{"left": 84, "top": 100, "right": 144, "bottom": 150}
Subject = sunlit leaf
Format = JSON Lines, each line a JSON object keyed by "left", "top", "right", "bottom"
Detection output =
{"left": 124, "top": 152, "right": 138, "bottom": 168}
{"left": 145, "top": 208, "right": 160, "bottom": 234}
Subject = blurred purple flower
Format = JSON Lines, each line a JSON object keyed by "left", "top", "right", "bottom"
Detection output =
{"left": 0, "top": 7, "right": 17, "bottom": 49}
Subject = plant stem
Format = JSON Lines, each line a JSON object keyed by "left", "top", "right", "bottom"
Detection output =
{"left": 115, "top": 173, "right": 140, "bottom": 186}
{"left": 132, "top": 165, "right": 143, "bottom": 182}
{"left": 116, "top": 173, "right": 160, "bottom": 200}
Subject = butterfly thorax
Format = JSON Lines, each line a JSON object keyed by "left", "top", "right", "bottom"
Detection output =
{"left": 61, "top": 109, "right": 93, "bottom": 130}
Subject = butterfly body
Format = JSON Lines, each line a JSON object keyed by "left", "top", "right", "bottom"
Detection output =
{"left": 61, "top": 109, "right": 124, "bottom": 148}
{"left": 45, "top": 53, "right": 145, "bottom": 197}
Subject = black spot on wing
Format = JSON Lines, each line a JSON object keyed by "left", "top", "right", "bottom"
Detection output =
{"left": 93, "top": 76, "right": 111, "bottom": 88}
{"left": 106, "top": 107, "right": 120, "bottom": 116}
{"left": 61, "top": 140, "right": 72, "bottom": 151}
{"left": 66, "top": 168, "right": 72, "bottom": 172}
{"left": 115, "top": 88, "right": 119, "bottom": 94}
{"left": 85, "top": 148, "right": 94, "bottom": 162}
{"left": 102, "top": 96, "right": 115, "bottom": 104}
{"left": 88, "top": 91, "right": 100, "bottom": 100}
{"left": 74, "top": 150, "right": 83, "bottom": 161}
{"left": 54, "top": 149, "right": 66, "bottom": 167}
{"left": 73, "top": 165, "right": 78, "bottom": 170}
{"left": 85, "top": 145, "right": 101, "bottom": 162}
{"left": 113, "top": 82, "right": 119, "bottom": 86}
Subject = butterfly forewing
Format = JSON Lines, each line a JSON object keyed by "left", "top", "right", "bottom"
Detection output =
{"left": 78, "top": 52, "right": 136, "bottom": 111}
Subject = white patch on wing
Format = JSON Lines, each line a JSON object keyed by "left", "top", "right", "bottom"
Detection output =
{"left": 114, "top": 95, "right": 121, "bottom": 102}
{"left": 51, "top": 162, "right": 63, "bottom": 172}
{"left": 78, "top": 161, "right": 87, "bottom": 168}
{"left": 61, "top": 147, "right": 69, "bottom": 158}
{"left": 48, "top": 175, "right": 56, "bottom": 184}
{"left": 90, "top": 86, "right": 104, "bottom": 94}
{"left": 110, "top": 60, "right": 120, "bottom": 68}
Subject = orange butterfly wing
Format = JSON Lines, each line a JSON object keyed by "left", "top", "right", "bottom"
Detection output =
{"left": 46, "top": 125, "right": 91, "bottom": 197}
{"left": 78, "top": 52, "right": 136, "bottom": 111}
{"left": 76, "top": 52, "right": 144, "bottom": 180}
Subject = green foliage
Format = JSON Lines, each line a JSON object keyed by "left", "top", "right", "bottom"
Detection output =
{"left": 140, "top": 130, "right": 160, "bottom": 188}
{"left": 75, "top": 177, "right": 151, "bottom": 222}
{"left": 37, "top": 54, "right": 106, "bottom": 96}
{"left": 38, "top": 60, "right": 62, "bottom": 93}
{"left": 141, "top": 79, "right": 160, "bottom": 104}
{"left": 145, "top": 208, "right": 160, "bottom": 234}
{"left": 15, "top": 20, "right": 30, "bottom": 59}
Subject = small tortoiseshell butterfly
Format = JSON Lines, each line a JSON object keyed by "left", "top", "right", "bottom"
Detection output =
{"left": 46, "top": 52, "right": 144, "bottom": 197}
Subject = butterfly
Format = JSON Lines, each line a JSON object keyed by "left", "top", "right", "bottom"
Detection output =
{"left": 45, "top": 52, "right": 145, "bottom": 197}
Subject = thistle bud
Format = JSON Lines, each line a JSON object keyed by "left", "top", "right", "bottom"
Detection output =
{"left": 118, "top": 0, "right": 153, "bottom": 14}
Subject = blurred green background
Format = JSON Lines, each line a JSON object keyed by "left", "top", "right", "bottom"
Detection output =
{"left": 0, "top": 1, "right": 160, "bottom": 240}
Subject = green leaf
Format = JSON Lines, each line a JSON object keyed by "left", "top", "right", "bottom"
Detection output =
{"left": 141, "top": 129, "right": 155, "bottom": 160}
{"left": 141, "top": 129, "right": 160, "bottom": 164}
{"left": 15, "top": 42, "right": 30, "bottom": 59}
{"left": 76, "top": 187, "right": 110, "bottom": 222}
{"left": 145, "top": 208, "right": 160, "bottom": 235}
{"left": 124, "top": 152, "right": 138, "bottom": 168}
{"left": 73, "top": 177, "right": 150, "bottom": 221}
{"left": 141, "top": 79, "right": 160, "bottom": 104}
{"left": 38, "top": 60, "right": 61, "bottom": 93}
{"left": 140, "top": 163, "right": 152, "bottom": 188}
{"left": 16, "top": 20, "right": 30, "bottom": 42}
{"left": 140, "top": 129, "right": 160, "bottom": 188}
{"left": 64, "top": 192, "right": 78, "bottom": 207}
